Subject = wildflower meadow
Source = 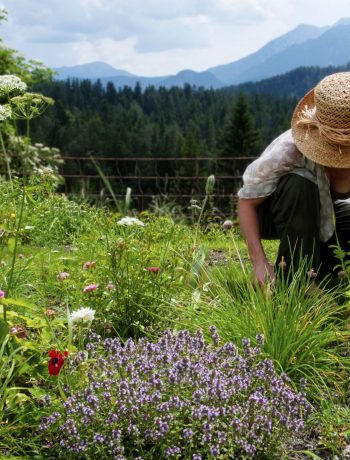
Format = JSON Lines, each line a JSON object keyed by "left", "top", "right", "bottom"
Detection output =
{"left": 0, "top": 45, "right": 350, "bottom": 460}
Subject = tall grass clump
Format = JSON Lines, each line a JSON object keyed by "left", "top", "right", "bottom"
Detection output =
{"left": 176, "top": 250, "right": 350, "bottom": 399}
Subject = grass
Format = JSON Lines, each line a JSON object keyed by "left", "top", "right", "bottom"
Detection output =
{"left": 175, "top": 254, "right": 350, "bottom": 398}
{"left": 0, "top": 176, "right": 349, "bottom": 458}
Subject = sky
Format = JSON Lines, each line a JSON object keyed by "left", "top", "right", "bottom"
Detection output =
{"left": 0, "top": 0, "right": 350, "bottom": 77}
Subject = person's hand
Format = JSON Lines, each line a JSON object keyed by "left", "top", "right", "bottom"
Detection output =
{"left": 253, "top": 259, "right": 276, "bottom": 287}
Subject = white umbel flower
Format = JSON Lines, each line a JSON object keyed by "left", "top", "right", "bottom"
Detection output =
{"left": 0, "top": 104, "right": 12, "bottom": 121}
{"left": 117, "top": 216, "right": 145, "bottom": 226}
{"left": 70, "top": 307, "right": 96, "bottom": 322}
{"left": 0, "top": 75, "right": 27, "bottom": 98}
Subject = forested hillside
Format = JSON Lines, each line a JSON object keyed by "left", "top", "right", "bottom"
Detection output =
{"left": 31, "top": 80, "right": 295, "bottom": 159}
{"left": 28, "top": 63, "right": 350, "bottom": 202}
{"left": 31, "top": 62, "right": 350, "bottom": 160}
{"left": 237, "top": 62, "right": 350, "bottom": 97}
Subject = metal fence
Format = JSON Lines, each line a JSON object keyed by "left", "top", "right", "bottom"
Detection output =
{"left": 59, "top": 155, "right": 255, "bottom": 213}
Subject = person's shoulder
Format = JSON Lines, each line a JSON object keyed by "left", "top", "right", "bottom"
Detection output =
{"left": 260, "top": 129, "right": 301, "bottom": 160}
{"left": 267, "top": 129, "right": 294, "bottom": 149}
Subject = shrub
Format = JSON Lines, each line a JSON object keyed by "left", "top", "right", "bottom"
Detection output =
{"left": 178, "top": 256, "right": 350, "bottom": 398}
{"left": 40, "top": 328, "right": 310, "bottom": 459}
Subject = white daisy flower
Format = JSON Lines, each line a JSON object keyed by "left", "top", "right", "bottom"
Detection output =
{"left": 70, "top": 307, "right": 96, "bottom": 323}
{"left": 117, "top": 216, "right": 145, "bottom": 227}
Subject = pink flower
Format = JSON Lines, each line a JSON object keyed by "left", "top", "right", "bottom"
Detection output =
{"left": 83, "top": 284, "right": 98, "bottom": 292}
{"left": 307, "top": 269, "right": 317, "bottom": 279}
{"left": 106, "top": 283, "right": 115, "bottom": 290}
{"left": 46, "top": 308, "right": 56, "bottom": 317}
{"left": 9, "top": 325, "right": 27, "bottom": 339}
{"left": 146, "top": 267, "right": 161, "bottom": 273}
{"left": 0, "top": 289, "right": 5, "bottom": 298}
{"left": 57, "top": 272, "right": 69, "bottom": 281}
{"left": 83, "top": 261, "right": 96, "bottom": 270}
{"left": 278, "top": 257, "right": 287, "bottom": 269}
{"left": 222, "top": 219, "right": 234, "bottom": 230}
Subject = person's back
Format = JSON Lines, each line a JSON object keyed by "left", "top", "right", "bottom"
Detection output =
{"left": 237, "top": 72, "right": 350, "bottom": 285}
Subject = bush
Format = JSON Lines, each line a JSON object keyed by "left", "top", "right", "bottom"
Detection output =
{"left": 40, "top": 328, "right": 310, "bottom": 459}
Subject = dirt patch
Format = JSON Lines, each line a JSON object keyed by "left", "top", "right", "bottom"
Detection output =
{"left": 207, "top": 249, "right": 229, "bottom": 266}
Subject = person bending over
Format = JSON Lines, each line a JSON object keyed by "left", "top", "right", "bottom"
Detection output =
{"left": 237, "top": 72, "right": 350, "bottom": 285}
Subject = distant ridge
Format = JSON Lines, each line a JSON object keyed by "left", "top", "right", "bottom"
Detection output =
{"left": 233, "top": 62, "right": 350, "bottom": 99}
{"left": 53, "top": 61, "right": 135, "bottom": 79}
{"left": 229, "top": 24, "right": 350, "bottom": 84}
{"left": 208, "top": 23, "right": 329, "bottom": 84}
{"left": 53, "top": 18, "right": 350, "bottom": 89}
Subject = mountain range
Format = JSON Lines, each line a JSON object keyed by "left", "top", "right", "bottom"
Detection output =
{"left": 54, "top": 18, "right": 350, "bottom": 89}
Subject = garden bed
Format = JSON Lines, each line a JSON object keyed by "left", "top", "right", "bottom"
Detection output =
{"left": 0, "top": 178, "right": 349, "bottom": 459}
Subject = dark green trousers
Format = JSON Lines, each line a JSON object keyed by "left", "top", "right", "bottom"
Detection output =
{"left": 257, "top": 173, "right": 350, "bottom": 279}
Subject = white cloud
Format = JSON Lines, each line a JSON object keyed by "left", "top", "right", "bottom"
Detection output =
{"left": 1, "top": 0, "right": 268, "bottom": 47}
{"left": 133, "top": 16, "right": 211, "bottom": 53}
{"left": 71, "top": 37, "right": 138, "bottom": 68}
{"left": 1, "top": 0, "right": 350, "bottom": 76}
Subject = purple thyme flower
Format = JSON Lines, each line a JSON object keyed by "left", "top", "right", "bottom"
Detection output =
{"left": 40, "top": 328, "right": 311, "bottom": 458}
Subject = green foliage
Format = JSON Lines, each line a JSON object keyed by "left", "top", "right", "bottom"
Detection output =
{"left": 32, "top": 79, "right": 297, "bottom": 158}
{"left": 221, "top": 92, "right": 261, "bottom": 157}
{"left": 5, "top": 137, "right": 63, "bottom": 185}
{"left": 22, "top": 73, "right": 300, "bottom": 205}
{"left": 174, "top": 253, "right": 350, "bottom": 400}
{"left": 307, "top": 400, "right": 350, "bottom": 456}
{"left": 41, "top": 329, "right": 311, "bottom": 460}
{"left": 0, "top": 10, "right": 59, "bottom": 184}
{"left": 237, "top": 62, "right": 350, "bottom": 99}
{"left": 0, "top": 178, "right": 348, "bottom": 458}
{"left": 2, "top": 11, "right": 348, "bottom": 458}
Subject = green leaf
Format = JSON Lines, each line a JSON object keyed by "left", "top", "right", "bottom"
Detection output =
{"left": 1, "top": 297, "right": 40, "bottom": 313}
{"left": 7, "top": 237, "right": 16, "bottom": 253}
{"left": 0, "top": 320, "right": 9, "bottom": 341}
{"left": 296, "top": 451, "right": 323, "bottom": 460}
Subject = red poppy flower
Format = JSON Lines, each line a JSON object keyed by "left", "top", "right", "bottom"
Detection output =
{"left": 48, "top": 350, "right": 68, "bottom": 376}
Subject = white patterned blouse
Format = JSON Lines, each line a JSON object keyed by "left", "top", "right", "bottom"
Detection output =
{"left": 237, "top": 129, "right": 334, "bottom": 242}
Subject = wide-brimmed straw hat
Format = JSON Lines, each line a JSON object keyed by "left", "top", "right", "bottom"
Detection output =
{"left": 291, "top": 72, "right": 350, "bottom": 168}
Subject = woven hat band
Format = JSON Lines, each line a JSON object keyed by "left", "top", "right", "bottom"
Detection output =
{"left": 297, "top": 106, "right": 350, "bottom": 149}
{"left": 291, "top": 72, "right": 350, "bottom": 168}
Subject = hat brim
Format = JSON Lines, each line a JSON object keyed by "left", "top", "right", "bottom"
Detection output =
{"left": 291, "top": 89, "right": 350, "bottom": 168}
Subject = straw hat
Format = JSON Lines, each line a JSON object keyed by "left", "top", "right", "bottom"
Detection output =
{"left": 291, "top": 72, "right": 350, "bottom": 168}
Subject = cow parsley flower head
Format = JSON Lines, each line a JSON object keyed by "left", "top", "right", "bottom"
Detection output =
{"left": 0, "top": 75, "right": 27, "bottom": 99}
{"left": 117, "top": 216, "right": 145, "bottom": 227}
{"left": 0, "top": 104, "right": 12, "bottom": 121}
{"left": 10, "top": 92, "right": 54, "bottom": 120}
{"left": 70, "top": 307, "right": 96, "bottom": 323}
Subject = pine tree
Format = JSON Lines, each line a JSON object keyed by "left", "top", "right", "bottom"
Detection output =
{"left": 222, "top": 92, "right": 260, "bottom": 157}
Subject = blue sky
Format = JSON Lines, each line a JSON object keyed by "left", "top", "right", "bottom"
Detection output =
{"left": 0, "top": 0, "right": 350, "bottom": 76}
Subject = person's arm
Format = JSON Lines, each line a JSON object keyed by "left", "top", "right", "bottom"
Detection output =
{"left": 237, "top": 197, "right": 275, "bottom": 285}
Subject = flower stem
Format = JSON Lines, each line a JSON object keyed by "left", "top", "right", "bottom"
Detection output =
{"left": 6, "top": 183, "right": 26, "bottom": 314}
{"left": 0, "top": 129, "right": 12, "bottom": 185}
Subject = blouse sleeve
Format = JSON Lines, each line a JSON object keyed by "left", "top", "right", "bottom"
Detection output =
{"left": 237, "top": 129, "right": 305, "bottom": 199}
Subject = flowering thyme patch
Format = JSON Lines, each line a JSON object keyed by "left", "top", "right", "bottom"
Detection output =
{"left": 40, "top": 329, "right": 310, "bottom": 459}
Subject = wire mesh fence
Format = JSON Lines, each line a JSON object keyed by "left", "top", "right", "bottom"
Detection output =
{"left": 59, "top": 155, "right": 255, "bottom": 214}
